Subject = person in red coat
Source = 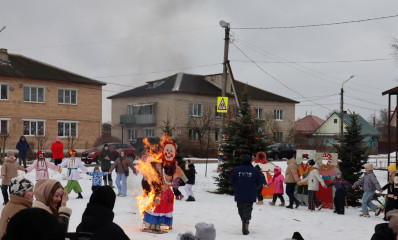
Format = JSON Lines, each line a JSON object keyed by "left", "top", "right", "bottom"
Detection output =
{"left": 51, "top": 136, "right": 64, "bottom": 165}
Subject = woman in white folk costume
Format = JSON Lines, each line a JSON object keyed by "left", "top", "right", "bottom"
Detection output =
{"left": 59, "top": 149, "right": 88, "bottom": 199}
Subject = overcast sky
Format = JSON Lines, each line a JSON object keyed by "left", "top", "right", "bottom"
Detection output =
{"left": 1, "top": 0, "right": 398, "bottom": 124}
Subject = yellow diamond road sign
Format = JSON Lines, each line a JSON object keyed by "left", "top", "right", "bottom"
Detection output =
{"left": 217, "top": 97, "right": 228, "bottom": 113}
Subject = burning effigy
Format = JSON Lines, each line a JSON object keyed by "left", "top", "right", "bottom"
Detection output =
{"left": 136, "top": 135, "right": 188, "bottom": 234}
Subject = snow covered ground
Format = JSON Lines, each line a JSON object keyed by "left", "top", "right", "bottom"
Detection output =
{"left": 2, "top": 160, "right": 391, "bottom": 239}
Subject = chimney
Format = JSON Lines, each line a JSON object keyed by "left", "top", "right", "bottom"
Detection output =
{"left": 0, "top": 48, "right": 8, "bottom": 62}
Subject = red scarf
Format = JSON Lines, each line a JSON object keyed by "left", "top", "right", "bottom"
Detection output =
{"left": 272, "top": 171, "right": 281, "bottom": 182}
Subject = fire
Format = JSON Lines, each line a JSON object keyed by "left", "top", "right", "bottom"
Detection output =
{"left": 135, "top": 134, "right": 172, "bottom": 216}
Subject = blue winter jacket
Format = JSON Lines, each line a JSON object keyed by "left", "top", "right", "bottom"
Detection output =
{"left": 16, "top": 135, "right": 29, "bottom": 158}
{"left": 230, "top": 164, "right": 262, "bottom": 202}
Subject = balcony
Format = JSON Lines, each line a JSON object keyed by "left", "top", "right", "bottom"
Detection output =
{"left": 120, "top": 114, "right": 156, "bottom": 125}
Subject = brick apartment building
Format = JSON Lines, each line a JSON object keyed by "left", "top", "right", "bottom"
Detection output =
{"left": 108, "top": 72, "right": 298, "bottom": 153}
{"left": 0, "top": 48, "right": 105, "bottom": 155}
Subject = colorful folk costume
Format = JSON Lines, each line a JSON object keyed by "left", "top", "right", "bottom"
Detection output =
{"left": 59, "top": 149, "right": 87, "bottom": 199}
{"left": 142, "top": 141, "right": 188, "bottom": 233}
{"left": 26, "top": 150, "right": 61, "bottom": 181}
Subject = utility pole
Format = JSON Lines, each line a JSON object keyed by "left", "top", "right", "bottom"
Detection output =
{"left": 340, "top": 75, "right": 355, "bottom": 140}
{"left": 220, "top": 20, "right": 230, "bottom": 129}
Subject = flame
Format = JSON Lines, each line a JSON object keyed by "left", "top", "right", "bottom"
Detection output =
{"left": 135, "top": 134, "right": 173, "bottom": 217}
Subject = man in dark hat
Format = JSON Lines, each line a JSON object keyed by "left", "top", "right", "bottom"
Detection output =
{"left": 230, "top": 154, "right": 262, "bottom": 235}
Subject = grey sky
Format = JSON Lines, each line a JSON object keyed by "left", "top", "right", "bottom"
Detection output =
{"left": 1, "top": 0, "right": 398, "bottom": 124}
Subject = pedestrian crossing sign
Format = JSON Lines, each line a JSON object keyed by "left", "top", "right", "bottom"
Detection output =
{"left": 217, "top": 97, "right": 228, "bottom": 113}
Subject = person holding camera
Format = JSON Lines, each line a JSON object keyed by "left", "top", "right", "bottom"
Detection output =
{"left": 109, "top": 150, "right": 136, "bottom": 197}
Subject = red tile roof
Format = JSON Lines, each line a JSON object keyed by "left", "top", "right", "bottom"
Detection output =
{"left": 295, "top": 115, "right": 324, "bottom": 134}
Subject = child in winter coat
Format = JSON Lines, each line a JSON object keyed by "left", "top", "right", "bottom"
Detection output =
{"left": 254, "top": 165, "right": 266, "bottom": 205}
{"left": 1, "top": 151, "right": 26, "bottom": 205}
{"left": 173, "top": 177, "right": 184, "bottom": 200}
{"left": 87, "top": 166, "right": 108, "bottom": 192}
{"left": 327, "top": 169, "right": 352, "bottom": 214}
{"left": 380, "top": 163, "right": 398, "bottom": 221}
{"left": 26, "top": 150, "right": 61, "bottom": 181}
{"left": 184, "top": 160, "right": 196, "bottom": 202}
{"left": 353, "top": 163, "right": 382, "bottom": 217}
{"left": 298, "top": 159, "right": 327, "bottom": 212}
{"left": 266, "top": 166, "right": 285, "bottom": 206}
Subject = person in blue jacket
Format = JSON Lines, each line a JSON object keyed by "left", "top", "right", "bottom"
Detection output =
{"left": 230, "top": 154, "right": 262, "bottom": 236}
{"left": 327, "top": 169, "right": 352, "bottom": 215}
{"left": 16, "top": 136, "right": 29, "bottom": 168}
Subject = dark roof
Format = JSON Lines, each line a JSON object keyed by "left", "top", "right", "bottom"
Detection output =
{"left": 382, "top": 86, "right": 398, "bottom": 96}
{"left": 108, "top": 72, "right": 298, "bottom": 104}
{"left": 0, "top": 54, "right": 105, "bottom": 85}
{"left": 233, "top": 80, "right": 299, "bottom": 103}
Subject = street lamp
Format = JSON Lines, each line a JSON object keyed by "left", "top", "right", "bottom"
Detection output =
{"left": 340, "top": 75, "right": 355, "bottom": 140}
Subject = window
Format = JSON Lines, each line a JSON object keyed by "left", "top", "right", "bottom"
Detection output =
{"left": 57, "top": 121, "right": 78, "bottom": 137}
{"left": 0, "top": 84, "right": 8, "bottom": 100}
{"left": 215, "top": 105, "right": 222, "bottom": 118}
{"left": 334, "top": 119, "right": 338, "bottom": 123}
{"left": 215, "top": 129, "right": 220, "bottom": 141}
{"left": 58, "top": 89, "right": 77, "bottom": 104}
{"left": 274, "top": 110, "right": 284, "bottom": 121}
{"left": 189, "top": 129, "right": 200, "bottom": 141}
{"left": 23, "top": 86, "right": 45, "bottom": 103}
{"left": 23, "top": 120, "right": 45, "bottom": 136}
{"left": 274, "top": 131, "right": 284, "bottom": 142}
{"left": 0, "top": 119, "right": 9, "bottom": 134}
{"left": 256, "top": 108, "right": 263, "bottom": 119}
{"left": 127, "top": 129, "right": 136, "bottom": 139}
{"left": 144, "top": 128, "right": 154, "bottom": 137}
{"left": 127, "top": 104, "right": 154, "bottom": 115}
{"left": 189, "top": 103, "right": 203, "bottom": 117}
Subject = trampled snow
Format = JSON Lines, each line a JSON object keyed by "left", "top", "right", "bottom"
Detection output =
{"left": 2, "top": 160, "right": 390, "bottom": 239}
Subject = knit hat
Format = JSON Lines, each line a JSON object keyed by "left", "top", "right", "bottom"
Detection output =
{"left": 195, "top": 222, "right": 216, "bottom": 240}
{"left": 94, "top": 166, "right": 99, "bottom": 171}
{"left": 388, "top": 163, "right": 397, "bottom": 172}
{"left": 334, "top": 169, "right": 342, "bottom": 176}
{"left": 104, "top": 143, "right": 109, "bottom": 149}
{"left": 242, "top": 155, "right": 252, "bottom": 164}
{"left": 388, "top": 210, "right": 398, "bottom": 235}
{"left": 365, "top": 163, "right": 374, "bottom": 171}
{"left": 69, "top": 149, "right": 76, "bottom": 155}
{"left": 34, "top": 179, "right": 60, "bottom": 203}
{"left": 2, "top": 208, "right": 65, "bottom": 240}
{"left": 56, "top": 136, "right": 61, "bottom": 141}
{"left": 89, "top": 186, "right": 116, "bottom": 210}
{"left": 10, "top": 176, "right": 34, "bottom": 197}
{"left": 36, "top": 150, "right": 44, "bottom": 156}
{"left": 7, "top": 151, "right": 14, "bottom": 158}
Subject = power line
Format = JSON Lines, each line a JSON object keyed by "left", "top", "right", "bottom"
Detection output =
{"left": 345, "top": 94, "right": 385, "bottom": 107}
{"left": 232, "top": 13, "right": 398, "bottom": 30}
{"left": 231, "top": 42, "right": 333, "bottom": 112}
{"left": 346, "top": 103, "right": 380, "bottom": 111}
{"left": 230, "top": 58, "right": 393, "bottom": 64}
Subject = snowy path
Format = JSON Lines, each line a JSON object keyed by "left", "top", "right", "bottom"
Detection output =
{"left": 6, "top": 161, "right": 389, "bottom": 239}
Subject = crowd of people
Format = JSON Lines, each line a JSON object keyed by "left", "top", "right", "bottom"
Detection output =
{"left": 230, "top": 152, "right": 397, "bottom": 238}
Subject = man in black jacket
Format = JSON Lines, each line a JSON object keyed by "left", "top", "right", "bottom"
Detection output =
{"left": 183, "top": 160, "right": 196, "bottom": 201}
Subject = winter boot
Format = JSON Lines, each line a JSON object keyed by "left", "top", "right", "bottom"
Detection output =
{"left": 77, "top": 192, "right": 83, "bottom": 199}
{"left": 109, "top": 180, "right": 114, "bottom": 188}
{"left": 268, "top": 202, "right": 275, "bottom": 206}
{"left": 279, "top": 202, "right": 285, "bottom": 207}
{"left": 295, "top": 200, "right": 300, "bottom": 208}
{"left": 256, "top": 200, "right": 264, "bottom": 205}
{"left": 104, "top": 179, "right": 108, "bottom": 186}
{"left": 242, "top": 220, "right": 249, "bottom": 235}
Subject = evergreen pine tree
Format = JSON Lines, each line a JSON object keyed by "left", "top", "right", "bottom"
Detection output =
{"left": 335, "top": 113, "right": 368, "bottom": 205}
{"left": 215, "top": 93, "right": 268, "bottom": 194}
